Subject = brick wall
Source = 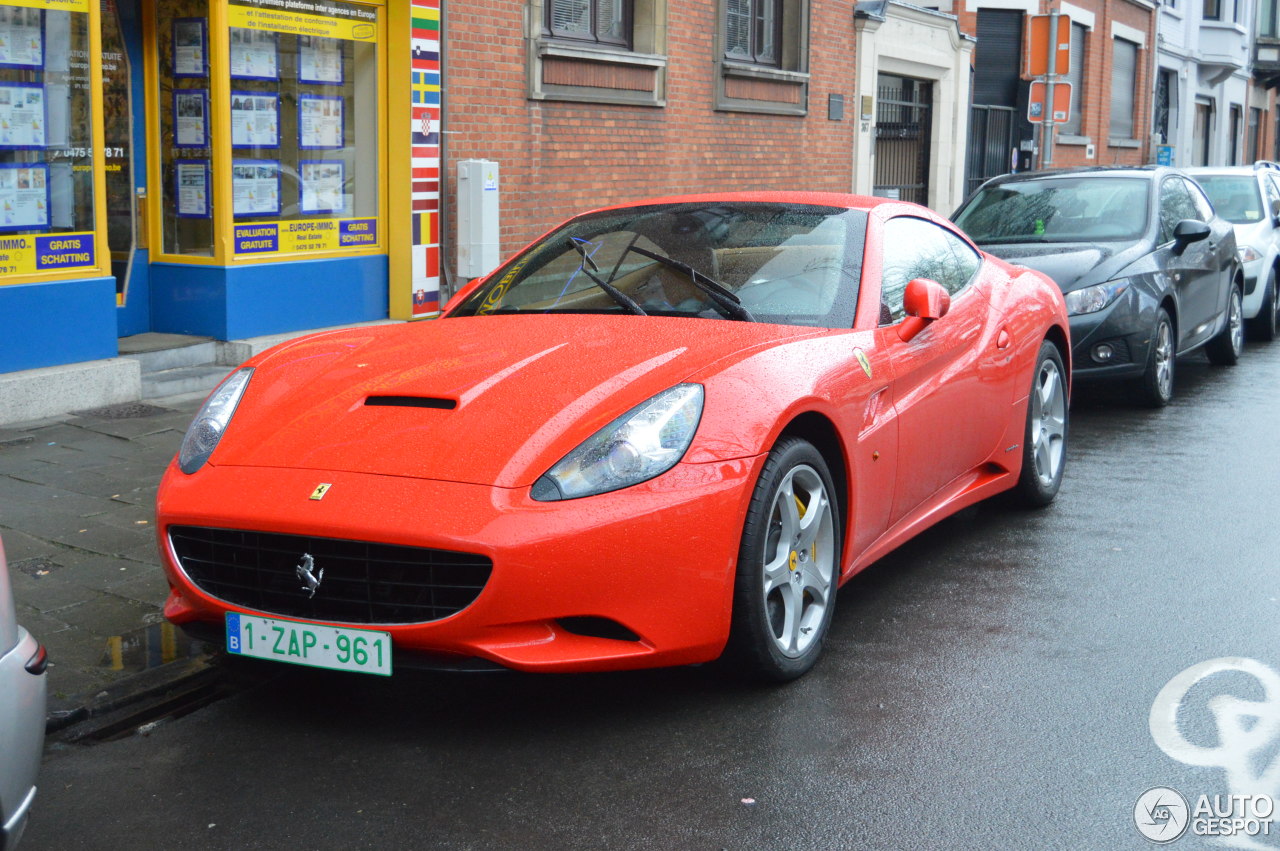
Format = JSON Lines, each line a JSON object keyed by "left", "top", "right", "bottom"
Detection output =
{"left": 443, "top": 2, "right": 858, "bottom": 269}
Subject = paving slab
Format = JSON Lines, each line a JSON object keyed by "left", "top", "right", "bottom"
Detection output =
{"left": 1, "top": 392, "right": 206, "bottom": 714}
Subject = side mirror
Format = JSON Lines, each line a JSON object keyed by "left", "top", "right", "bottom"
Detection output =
{"left": 898, "top": 278, "right": 951, "bottom": 342}
{"left": 1270, "top": 198, "right": 1280, "bottom": 225}
{"left": 1172, "top": 219, "right": 1211, "bottom": 255}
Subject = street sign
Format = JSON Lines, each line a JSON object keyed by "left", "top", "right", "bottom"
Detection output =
{"left": 1156, "top": 145, "right": 1174, "bottom": 166}
{"left": 1028, "top": 81, "right": 1072, "bottom": 124}
{"left": 1028, "top": 14, "right": 1072, "bottom": 77}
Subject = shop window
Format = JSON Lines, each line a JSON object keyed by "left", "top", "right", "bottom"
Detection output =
{"left": 156, "top": 0, "right": 382, "bottom": 262}
{"left": 0, "top": 2, "right": 100, "bottom": 282}
{"left": 158, "top": 0, "right": 213, "bottom": 256}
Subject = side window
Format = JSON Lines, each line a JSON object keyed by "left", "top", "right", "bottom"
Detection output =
{"left": 880, "top": 217, "right": 979, "bottom": 324}
{"left": 1183, "top": 177, "right": 1216, "bottom": 222}
{"left": 940, "top": 230, "right": 982, "bottom": 294}
{"left": 1159, "top": 178, "right": 1197, "bottom": 244}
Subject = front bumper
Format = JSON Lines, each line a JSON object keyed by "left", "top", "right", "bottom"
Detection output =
{"left": 1065, "top": 288, "right": 1152, "bottom": 382}
{"left": 157, "top": 457, "right": 763, "bottom": 673}
{"left": 1242, "top": 257, "right": 1265, "bottom": 318}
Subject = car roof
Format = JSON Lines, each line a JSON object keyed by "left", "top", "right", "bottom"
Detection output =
{"left": 584, "top": 191, "right": 906, "bottom": 217}
{"left": 1184, "top": 165, "right": 1271, "bottom": 177}
{"left": 980, "top": 166, "right": 1171, "bottom": 187}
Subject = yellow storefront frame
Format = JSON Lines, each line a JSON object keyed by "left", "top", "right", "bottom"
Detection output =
{"left": 143, "top": 0, "right": 387, "bottom": 268}
{"left": 0, "top": 0, "right": 110, "bottom": 286}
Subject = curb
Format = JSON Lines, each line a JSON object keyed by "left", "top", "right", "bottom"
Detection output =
{"left": 47, "top": 650, "right": 222, "bottom": 741}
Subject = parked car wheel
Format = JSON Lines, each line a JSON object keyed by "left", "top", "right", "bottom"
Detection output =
{"left": 1012, "top": 341, "right": 1068, "bottom": 507}
{"left": 1248, "top": 272, "right": 1278, "bottom": 342}
{"left": 1136, "top": 308, "right": 1176, "bottom": 407}
{"left": 1206, "top": 284, "right": 1245, "bottom": 365}
{"left": 724, "top": 437, "right": 840, "bottom": 682}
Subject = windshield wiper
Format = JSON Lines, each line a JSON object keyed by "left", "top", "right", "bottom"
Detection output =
{"left": 626, "top": 246, "right": 755, "bottom": 322}
{"left": 566, "top": 238, "right": 647, "bottom": 316}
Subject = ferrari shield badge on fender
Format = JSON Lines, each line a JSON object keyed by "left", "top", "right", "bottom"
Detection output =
{"left": 854, "top": 349, "right": 873, "bottom": 378}
{"left": 309, "top": 483, "right": 332, "bottom": 501}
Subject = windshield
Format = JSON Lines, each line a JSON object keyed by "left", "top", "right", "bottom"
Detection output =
{"left": 954, "top": 176, "right": 1151, "bottom": 243}
{"left": 449, "top": 202, "right": 866, "bottom": 329}
{"left": 1194, "top": 175, "right": 1264, "bottom": 224}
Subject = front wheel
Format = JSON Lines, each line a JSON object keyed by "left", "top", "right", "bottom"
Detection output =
{"left": 1206, "top": 284, "right": 1244, "bottom": 365}
{"left": 722, "top": 437, "right": 841, "bottom": 682}
{"left": 1134, "top": 308, "right": 1175, "bottom": 407}
{"left": 1011, "top": 340, "right": 1068, "bottom": 507}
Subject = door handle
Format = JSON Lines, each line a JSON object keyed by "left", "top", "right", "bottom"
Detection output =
{"left": 996, "top": 328, "right": 1012, "bottom": 350}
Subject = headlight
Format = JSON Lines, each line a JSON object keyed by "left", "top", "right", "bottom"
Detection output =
{"left": 1064, "top": 280, "right": 1129, "bottom": 316}
{"left": 177, "top": 368, "right": 253, "bottom": 474}
{"left": 1239, "top": 246, "right": 1262, "bottom": 263}
{"left": 531, "top": 384, "right": 704, "bottom": 501}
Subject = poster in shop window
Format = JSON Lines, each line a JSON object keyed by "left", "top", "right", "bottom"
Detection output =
{"left": 229, "top": 27, "right": 277, "bottom": 80}
{"left": 298, "top": 35, "right": 343, "bottom": 85}
{"left": 298, "top": 95, "right": 342, "bottom": 150}
{"left": 0, "top": 83, "right": 45, "bottom": 149}
{"left": 0, "top": 6, "right": 43, "bottom": 70}
{"left": 300, "top": 161, "right": 344, "bottom": 214}
{"left": 0, "top": 163, "right": 49, "bottom": 231}
{"left": 173, "top": 18, "right": 207, "bottom": 78}
{"left": 175, "top": 160, "right": 210, "bottom": 218}
{"left": 231, "top": 92, "right": 279, "bottom": 148}
{"left": 232, "top": 160, "right": 280, "bottom": 217}
{"left": 173, "top": 89, "right": 208, "bottom": 147}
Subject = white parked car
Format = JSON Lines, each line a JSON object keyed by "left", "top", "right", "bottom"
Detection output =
{"left": 1187, "top": 163, "right": 1280, "bottom": 340}
{"left": 0, "top": 534, "right": 46, "bottom": 849}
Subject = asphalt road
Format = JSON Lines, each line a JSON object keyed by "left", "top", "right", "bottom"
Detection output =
{"left": 22, "top": 338, "right": 1280, "bottom": 850}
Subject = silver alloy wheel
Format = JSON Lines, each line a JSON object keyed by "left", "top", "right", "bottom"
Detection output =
{"left": 1031, "top": 356, "right": 1067, "bottom": 486}
{"left": 1154, "top": 318, "right": 1174, "bottom": 400}
{"left": 1229, "top": 288, "right": 1245, "bottom": 356}
{"left": 761, "top": 464, "right": 835, "bottom": 659}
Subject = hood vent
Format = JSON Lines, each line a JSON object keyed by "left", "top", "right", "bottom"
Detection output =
{"left": 365, "top": 395, "right": 457, "bottom": 410}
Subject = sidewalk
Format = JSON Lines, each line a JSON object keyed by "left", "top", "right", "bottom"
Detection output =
{"left": 0, "top": 392, "right": 211, "bottom": 720}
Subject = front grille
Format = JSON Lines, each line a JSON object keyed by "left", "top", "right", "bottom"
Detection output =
{"left": 170, "top": 526, "right": 492, "bottom": 625}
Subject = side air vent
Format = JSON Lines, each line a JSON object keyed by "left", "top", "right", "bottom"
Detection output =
{"left": 365, "top": 396, "right": 457, "bottom": 410}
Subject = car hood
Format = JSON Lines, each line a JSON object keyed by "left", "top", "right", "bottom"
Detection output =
{"left": 1233, "top": 219, "right": 1273, "bottom": 253}
{"left": 975, "top": 240, "right": 1150, "bottom": 292}
{"left": 212, "top": 315, "right": 820, "bottom": 487}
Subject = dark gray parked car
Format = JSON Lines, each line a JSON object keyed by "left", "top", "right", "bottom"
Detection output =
{"left": 1, "top": 534, "right": 46, "bottom": 849}
{"left": 953, "top": 166, "right": 1244, "bottom": 405}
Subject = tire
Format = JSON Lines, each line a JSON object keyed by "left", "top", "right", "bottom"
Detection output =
{"left": 1011, "top": 341, "right": 1068, "bottom": 508}
{"left": 722, "top": 437, "right": 841, "bottom": 682}
{"left": 1206, "top": 284, "right": 1245, "bottom": 366}
{"left": 1247, "top": 273, "right": 1278, "bottom": 342}
{"left": 1135, "top": 307, "right": 1176, "bottom": 407}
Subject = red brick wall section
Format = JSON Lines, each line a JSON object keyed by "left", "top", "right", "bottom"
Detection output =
{"left": 443, "top": 2, "right": 858, "bottom": 267}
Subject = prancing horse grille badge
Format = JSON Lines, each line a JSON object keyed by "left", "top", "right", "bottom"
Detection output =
{"left": 309, "top": 483, "right": 332, "bottom": 500}
{"left": 296, "top": 553, "right": 323, "bottom": 598}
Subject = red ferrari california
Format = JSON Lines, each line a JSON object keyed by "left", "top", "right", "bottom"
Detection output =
{"left": 157, "top": 193, "right": 1070, "bottom": 682}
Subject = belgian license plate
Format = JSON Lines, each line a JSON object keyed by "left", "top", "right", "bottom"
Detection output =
{"left": 225, "top": 612, "right": 392, "bottom": 676}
